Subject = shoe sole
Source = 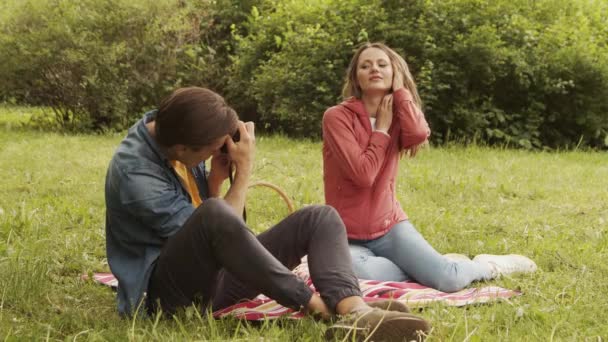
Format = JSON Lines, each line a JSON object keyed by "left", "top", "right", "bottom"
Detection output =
{"left": 367, "top": 300, "right": 411, "bottom": 313}
{"left": 325, "top": 314, "right": 430, "bottom": 341}
{"left": 369, "top": 315, "right": 430, "bottom": 342}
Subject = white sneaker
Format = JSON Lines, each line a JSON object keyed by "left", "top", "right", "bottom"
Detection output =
{"left": 443, "top": 253, "right": 472, "bottom": 262}
{"left": 473, "top": 254, "right": 537, "bottom": 278}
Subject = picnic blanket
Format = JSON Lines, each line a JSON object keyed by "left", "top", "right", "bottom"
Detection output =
{"left": 88, "top": 261, "right": 519, "bottom": 320}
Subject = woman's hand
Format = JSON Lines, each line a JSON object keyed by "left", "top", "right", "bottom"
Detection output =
{"left": 375, "top": 94, "right": 394, "bottom": 133}
{"left": 392, "top": 69, "right": 404, "bottom": 92}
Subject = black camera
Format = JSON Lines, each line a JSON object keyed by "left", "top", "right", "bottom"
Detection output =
{"left": 220, "top": 130, "right": 240, "bottom": 154}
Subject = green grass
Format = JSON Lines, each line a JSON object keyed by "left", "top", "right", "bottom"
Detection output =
{"left": 0, "top": 106, "right": 607, "bottom": 341}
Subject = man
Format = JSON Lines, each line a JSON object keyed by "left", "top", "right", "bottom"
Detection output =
{"left": 105, "top": 87, "right": 430, "bottom": 341}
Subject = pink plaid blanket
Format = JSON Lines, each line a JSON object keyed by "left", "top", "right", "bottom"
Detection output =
{"left": 88, "top": 261, "right": 519, "bottom": 320}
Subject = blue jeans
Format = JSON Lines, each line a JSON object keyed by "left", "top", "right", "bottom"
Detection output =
{"left": 349, "top": 220, "right": 493, "bottom": 292}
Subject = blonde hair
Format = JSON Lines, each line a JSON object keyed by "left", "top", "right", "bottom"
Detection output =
{"left": 342, "top": 42, "right": 422, "bottom": 109}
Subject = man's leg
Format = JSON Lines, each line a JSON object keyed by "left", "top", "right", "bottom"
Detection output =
{"left": 208, "top": 205, "right": 431, "bottom": 340}
{"left": 212, "top": 205, "right": 361, "bottom": 312}
{"left": 147, "top": 198, "right": 313, "bottom": 315}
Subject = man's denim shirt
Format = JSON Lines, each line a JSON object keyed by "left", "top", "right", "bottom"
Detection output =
{"left": 105, "top": 111, "right": 208, "bottom": 315}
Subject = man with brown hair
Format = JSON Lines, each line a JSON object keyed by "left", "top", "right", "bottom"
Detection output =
{"left": 104, "top": 87, "right": 431, "bottom": 341}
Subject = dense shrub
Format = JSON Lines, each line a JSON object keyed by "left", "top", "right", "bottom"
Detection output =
{"left": 195, "top": 0, "right": 272, "bottom": 123}
{"left": 0, "top": 0, "right": 606, "bottom": 148}
{"left": 230, "top": 0, "right": 608, "bottom": 147}
{"left": 229, "top": 0, "right": 388, "bottom": 135}
{"left": 0, "top": 0, "right": 210, "bottom": 131}
{"left": 197, "top": 0, "right": 268, "bottom": 96}
{"left": 383, "top": 0, "right": 608, "bottom": 148}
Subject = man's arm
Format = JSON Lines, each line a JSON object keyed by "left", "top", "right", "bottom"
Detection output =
{"left": 208, "top": 121, "right": 255, "bottom": 216}
{"left": 116, "top": 164, "right": 195, "bottom": 238}
{"left": 207, "top": 153, "right": 230, "bottom": 198}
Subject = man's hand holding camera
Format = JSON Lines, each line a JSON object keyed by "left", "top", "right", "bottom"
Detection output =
{"left": 210, "top": 121, "right": 255, "bottom": 183}
{"left": 209, "top": 121, "right": 255, "bottom": 215}
{"left": 222, "top": 121, "right": 256, "bottom": 177}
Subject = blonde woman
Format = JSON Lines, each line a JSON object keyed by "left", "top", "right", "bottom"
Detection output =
{"left": 322, "top": 43, "right": 537, "bottom": 291}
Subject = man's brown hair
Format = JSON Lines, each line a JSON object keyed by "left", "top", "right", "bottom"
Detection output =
{"left": 155, "top": 87, "right": 238, "bottom": 148}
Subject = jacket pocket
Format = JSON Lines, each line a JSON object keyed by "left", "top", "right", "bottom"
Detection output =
{"left": 335, "top": 183, "right": 366, "bottom": 227}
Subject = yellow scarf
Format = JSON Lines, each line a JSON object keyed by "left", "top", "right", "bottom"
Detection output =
{"left": 170, "top": 160, "right": 203, "bottom": 207}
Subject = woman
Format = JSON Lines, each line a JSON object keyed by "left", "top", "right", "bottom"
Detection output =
{"left": 322, "top": 43, "right": 537, "bottom": 292}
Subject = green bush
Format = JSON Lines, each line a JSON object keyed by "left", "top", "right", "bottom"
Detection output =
{"left": 231, "top": 0, "right": 387, "bottom": 135}
{"left": 0, "top": 0, "right": 210, "bottom": 131}
{"left": 230, "top": 0, "right": 608, "bottom": 147}
{"left": 197, "top": 0, "right": 272, "bottom": 122}
{"left": 388, "top": 0, "right": 608, "bottom": 148}
{"left": 1, "top": 0, "right": 606, "bottom": 148}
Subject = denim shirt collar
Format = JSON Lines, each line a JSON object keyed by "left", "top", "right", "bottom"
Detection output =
{"left": 138, "top": 110, "right": 174, "bottom": 169}
{"left": 137, "top": 110, "right": 209, "bottom": 200}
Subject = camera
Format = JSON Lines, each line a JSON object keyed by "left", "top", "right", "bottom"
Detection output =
{"left": 220, "top": 130, "right": 240, "bottom": 154}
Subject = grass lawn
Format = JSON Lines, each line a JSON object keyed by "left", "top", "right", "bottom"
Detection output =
{"left": 0, "top": 106, "right": 607, "bottom": 341}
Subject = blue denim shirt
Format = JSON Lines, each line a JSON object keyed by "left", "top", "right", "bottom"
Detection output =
{"left": 105, "top": 111, "right": 209, "bottom": 315}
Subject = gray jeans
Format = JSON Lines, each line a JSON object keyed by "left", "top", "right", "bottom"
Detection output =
{"left": 147, "top": 198, "right": 361, "bottom": 315}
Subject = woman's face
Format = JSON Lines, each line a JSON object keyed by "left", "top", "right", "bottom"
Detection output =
{"left": 356, "top": 47, "right": 393, "bottom": 95}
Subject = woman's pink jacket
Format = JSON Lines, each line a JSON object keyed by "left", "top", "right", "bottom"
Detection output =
{"left": 322, "top": 88, "right": 430, "bottom": 240}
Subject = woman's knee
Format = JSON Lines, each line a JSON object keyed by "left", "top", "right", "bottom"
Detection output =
{"left": 349, "top": 249, "right": 375, "bottom": 279}
{"left": 350, "top": 252, "right": 408, "bottom": 282}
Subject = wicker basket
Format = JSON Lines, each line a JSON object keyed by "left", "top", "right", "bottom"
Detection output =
{"left": 248, "top": 181, "right": 295, "bottom": 214}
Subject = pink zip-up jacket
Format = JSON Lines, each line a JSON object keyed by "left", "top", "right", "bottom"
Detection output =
{"left": 322, "top": 88, "right": 430, "bottom": 240}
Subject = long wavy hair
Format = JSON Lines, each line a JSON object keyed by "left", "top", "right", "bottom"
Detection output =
{"left": 342, "top": 42, "right": 422, "bottom": 110}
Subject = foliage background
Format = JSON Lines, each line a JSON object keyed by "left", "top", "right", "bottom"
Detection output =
{"left": 1, "top": 0, "right": 607, "bottom": 148}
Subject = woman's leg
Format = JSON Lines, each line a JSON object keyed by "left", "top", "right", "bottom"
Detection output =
{"left": 349, "top": 244, "right": 409, "bottom": 281}
{"left": 369, "top": 221, "right": 494, "bottom": 292}
{"left": 148, "top": 198, "right": 313, "bottom": 315}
